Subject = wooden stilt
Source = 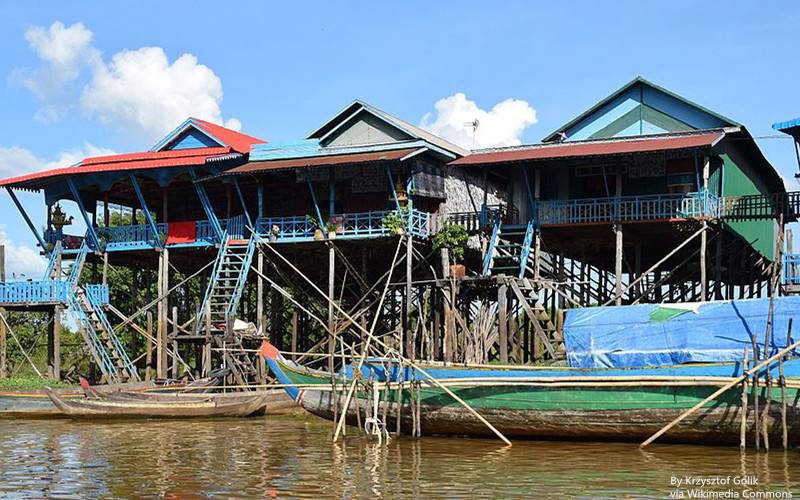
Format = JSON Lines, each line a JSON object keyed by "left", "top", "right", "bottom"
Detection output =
{"left": 614, "top": 223, "right": 623, "bottom": 306}
{"left": 0, "top": 245, "right": 5, "bottom": 379}
{"left": 257, "top": 250, "right": 264, "bottom": 334}
{"left": 498, "top": 281, "right": 508, "bottom": 363}
{"left": 328, "top": 243, "right": 337, "bottom": 427}
{"left": 740, "top": 348, "right": 749, "bottom": 451}
{"left": 145, "top": 310, "right": 153, "bottom": 381}
{"left": 171, "top": 306, "right": 178, "bottom": 378}
{"left": 157, "top": 248, "right": 170, "bottom": 378}
{"left": 47, "top": 306, "right": 61, "bottom": 380}
{"left": 700, "top": 220, "right": 708, "bottom": 301}
{"left": 405, "top": 235, "right": 413, "bottom": 359}
{"left": 291, "top": 310, "right": 298, "bottom": 363}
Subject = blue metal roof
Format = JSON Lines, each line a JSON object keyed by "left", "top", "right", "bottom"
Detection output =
{"left": 249, "top": 139, "right": 449, "bottom": 162}
{"left": 773, "top": 118, "right": 800, "bottom": 132}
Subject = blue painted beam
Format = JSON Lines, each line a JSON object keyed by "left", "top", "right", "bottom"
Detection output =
{"left": 522, "top": 167, "right": 536, "bottom": 225}
{"left": 5, "top": 187, "right": 48, "bottom": 253}
{"left": 129, "top": 175, "right": 162, "bottom": 249}
{"left": 65, "top": 178, "right": 101, "bottom": 251}
{"left": 188, "top": 168, "right": 223, "bottom": 241}
{"left": 385, "top": 165, "right": 402, "bottom": 212}
{"left": 257, "top": 182, "right": 264, "bottom": 218}
{"left": 306, "top": 178, "right": 324, "bottom": 228}
{"left": 232, "top": 178, "right": 253, "bottom": 228}
{"left": 328, "top": 167, "right": 335, "bottom": 215}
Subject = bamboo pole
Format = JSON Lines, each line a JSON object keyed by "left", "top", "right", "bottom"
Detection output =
{"left": 740, "top": 347, "right": 749, "bottom": 452}
{"left": 332, "top": 238, "right": 403, "bottom": 442}
{"left": 641, "top": 338, "right": 800, "bottom": 448}
{"left": 602, "top": 226, "right": 708, "bottom": 307}
{"left": 0, "top": 312, "right": 43, "bottom": 378}
{"left": 263, "top": 241, "right": 513, "bottom": 446}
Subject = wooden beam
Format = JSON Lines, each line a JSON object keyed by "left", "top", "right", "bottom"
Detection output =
{"left": 498, "top": 281, "right": 508, "bottom": 363}
{"left": 614, "top": 223, "right": 623, "bottom": 305}
{"left": 508, "top": 280, "right": 555, "bottom": 358}
{"left": 700, "top": 220, "right": 708, "bottom": 301}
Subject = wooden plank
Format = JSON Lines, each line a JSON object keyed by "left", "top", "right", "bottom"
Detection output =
{"left": 509, "top": 280, "right": 556, "bottom": 358}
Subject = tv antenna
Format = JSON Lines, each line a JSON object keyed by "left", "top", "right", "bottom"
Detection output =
{"left": 463, "top": 119, "right": 479, "bottom": 150}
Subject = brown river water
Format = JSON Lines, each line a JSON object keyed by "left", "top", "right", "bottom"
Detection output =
{"left": 1, "top": 412, "right": 799, "bottom": 499}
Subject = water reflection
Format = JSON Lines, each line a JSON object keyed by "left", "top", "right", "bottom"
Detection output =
{"left": 0, "top": 414, "right": 798, "bottom": 498}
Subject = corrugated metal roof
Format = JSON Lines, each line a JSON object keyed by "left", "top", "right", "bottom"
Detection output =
{"left": 451, "top": 131, "right": 725, "bottom": 166}
{"left": 0, "top": 148, "right": 236, "bottom": 189}
{"left": 227, "top": 147, "right": 420, "bottom": 175}
{"left": 190, "top": 118, "right": 266, "bottom": 153}
{"left": 773, "top": 118, "right": 800, "bottom": 133}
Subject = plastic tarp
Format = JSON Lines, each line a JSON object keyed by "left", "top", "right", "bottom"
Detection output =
{"left": 563, "top": 297, "right": 800, "bottom": 369}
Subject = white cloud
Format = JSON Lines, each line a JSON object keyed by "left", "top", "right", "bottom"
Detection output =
{"left": 14, "top": 21, "right": 239, "bottom": 140}
{"left": 0, "top": 143, "right": 114, "bottom": 179}
{"left": 13, "top": 21, "right": 100, "bottom": 121}
{"left": 81, "top": 47, "right": 236, "bottom": 140}
{"left": 0, "top": 225, "right": 46, "bottom": 280}
{"left": 420, "top": 93, "right": 538, "bottom": 150}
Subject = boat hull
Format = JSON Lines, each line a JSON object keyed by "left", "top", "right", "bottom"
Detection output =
{"left": 264, "top": 352, "right": 800, "bottom": 445}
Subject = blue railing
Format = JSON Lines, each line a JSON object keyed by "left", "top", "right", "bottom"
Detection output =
{"left": 0, "top": 280, "right": 71, "bottom": 305}
{"left": 256, "top": 209, "right": 432, "bottom": 242}
{"left": 84, "top": 286, "right": 138, "bottom": 380}
{"left": 85, "top": 284, "right": 110, "bottom": 305}
{"left": 783, "top": 253, "right": 800, "bottom": 285}
{"left": 536, "top": 191, "right": 717, "bottom": 225}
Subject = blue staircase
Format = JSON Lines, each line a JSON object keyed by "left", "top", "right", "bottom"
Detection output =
{"left": 482, "top": 220, "right": 536, "bottom": 278}
{"left": 195, "top": 233, "right": 256, "bottom": 335}
{"left": 63, "top": 243, "right": 138, "bottom": 382}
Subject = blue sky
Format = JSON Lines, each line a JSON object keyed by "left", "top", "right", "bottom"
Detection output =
{"left": 0, "top": 1, "right": 799, "bottom": 275}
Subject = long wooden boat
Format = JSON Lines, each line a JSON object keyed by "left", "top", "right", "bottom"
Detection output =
{"left": 260, "top": 341, "right": 800, "bottom": 445}
{"left": 45, "top": 387, "right": 269, "bottom": 418}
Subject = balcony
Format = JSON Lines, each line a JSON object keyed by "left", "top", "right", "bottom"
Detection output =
{"left": 0, "top": 280, "right": 71, "bottom": 306}
{"left": 256, "top": 209, "right": 432, "bottom": 242}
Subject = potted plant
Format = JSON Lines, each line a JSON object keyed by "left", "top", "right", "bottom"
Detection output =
{"left": 381, "top": 210, "right": 406, "bottom": 236}
{"left": 432, "top": 223, "right": 468, "bottom": 278}
{"left": 307, "top": 215, "right": 324, "bottom": 240}
{"left": 325, "top": 221, "right": 338, "bottom": 240}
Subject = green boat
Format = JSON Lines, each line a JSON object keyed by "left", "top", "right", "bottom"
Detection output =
{"left": 261, "top": 341, "right": 800, "bottom": 446}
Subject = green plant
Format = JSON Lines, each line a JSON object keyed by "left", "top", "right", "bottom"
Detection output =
{"left": 325, "top": 222, "right": 338, "bottom": 233}
{"left": 432, "top": 223, "right": 468, "bottom": 262}
{"left": 381, "top": 210, "right": 406, "bottom": 235}
{"left": 306, "top": 214, "right": 323, "bottom": 230}
{"left": 158, "top": 231, "right": 168, "bottom": 244}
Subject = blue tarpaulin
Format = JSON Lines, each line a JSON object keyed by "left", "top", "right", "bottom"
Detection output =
{"left": 563, "top": 297, "right": 800, "bottom": 369}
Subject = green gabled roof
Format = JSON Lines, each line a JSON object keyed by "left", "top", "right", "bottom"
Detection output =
{"left": 542, "top": 76, "right": 741, "bottom": 142}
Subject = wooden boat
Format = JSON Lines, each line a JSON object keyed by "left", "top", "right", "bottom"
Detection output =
{"left": 260, "top": 341, "right": 800, "bottom": 445}
{"left": 45, "top": 387, "right": 269, "bottom": 418}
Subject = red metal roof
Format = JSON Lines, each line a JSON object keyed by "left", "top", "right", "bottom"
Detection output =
{"left": 451, "top": 131, "right": 725, "bottom": 166}
{"left": 0, "top": 147, "right": 234, "bottom": 188}
{"left": 227, "top": 148, "right": 419, "bottom": 174}
{"left": 190, "top": 118, "right": 266, "bottom": 153}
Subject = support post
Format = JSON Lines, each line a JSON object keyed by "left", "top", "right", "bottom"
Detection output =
{"left": 130, "top": 175, "right": 162, "bottom": 248}
{"left": 171, "top": 306, "right": 179, "bottom": 378}
{"left": 232, "top": 178, "right": 253, "bottom": 228}
{"left": 157, "top": 248, "right": 169, "bottom": 378}
{"left": 66, "top": 178, "right": 100, "bottom": 250}
{"left": 700, "top": 220, "right": 708, "bottom": 301}
{"left": 614, "top": 223, "right": 623, "bottom": 306}
{"left": 146, "top": 310, "right": 153, "bottom": 381}
{"left": 405, "top": 235, "right": 413, "bottom": 359}
{"left": 257, "top": 251, "right": 264, "bottom": 334}
{"left": 47, "top": 306, "right": 61, "bottom": 380}
{"left": 498, "top": 281, "right": 508, "bottom": 363}
{"left": 0, "top": 245, "right": 5, "bottom": 378}
{"left": 291, "top": 310, "right": 298, "bottom": 363}
{"left": 306, "top": 178, "right": 324, "bottom": 229}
